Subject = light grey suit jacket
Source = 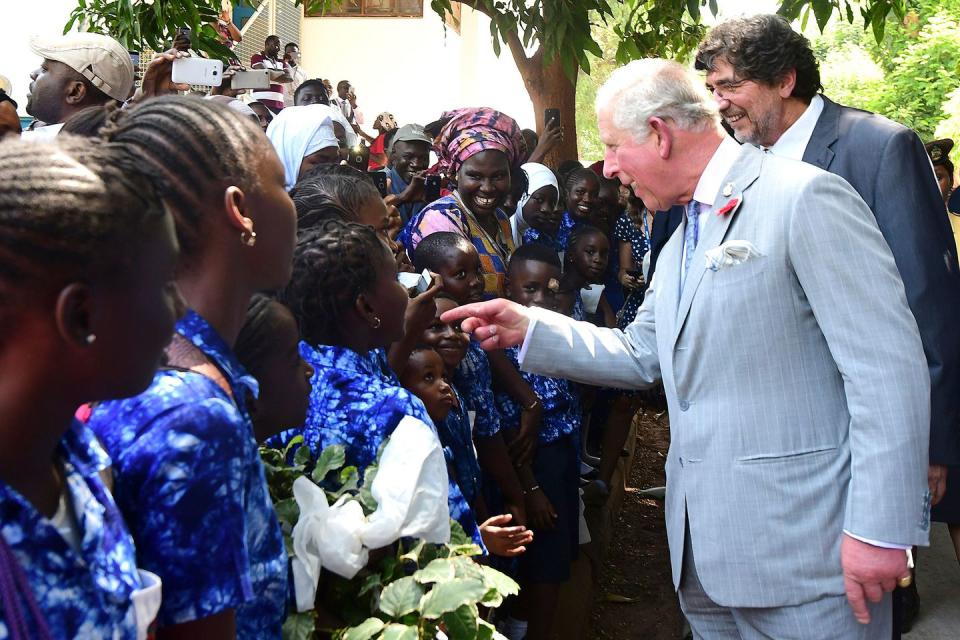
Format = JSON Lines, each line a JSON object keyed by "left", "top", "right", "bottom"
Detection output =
{"left": 521, "top": 144, "right": 931, "bottom": 608}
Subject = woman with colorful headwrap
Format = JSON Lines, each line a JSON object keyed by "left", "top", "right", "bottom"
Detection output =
{"left": 400, "top": 108, "right": 526, "bottom": 298}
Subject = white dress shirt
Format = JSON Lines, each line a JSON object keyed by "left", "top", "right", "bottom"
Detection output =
{"left": 680, "top": 135, "right": 743, "bottom": 287}
{"left": 766, "top": 94, "right": 824, "bottom": 160}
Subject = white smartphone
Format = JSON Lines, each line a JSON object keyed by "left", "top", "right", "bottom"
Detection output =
{"left": 397, "top": 269, "right": 432, "bottom": 296}
{"left": 231, "top": 69, "right": 270, "bottom": 90}
{"left": 171, "top": 58, "right": 223, "bottom": 87}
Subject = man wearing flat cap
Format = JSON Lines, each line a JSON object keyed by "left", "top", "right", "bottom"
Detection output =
{"left": 24, "top": 32, "right": 134, "bottom": 137}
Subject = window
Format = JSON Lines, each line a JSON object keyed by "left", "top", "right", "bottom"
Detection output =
{"left": 306, "top": 0, "right": 424, "bottom": 17}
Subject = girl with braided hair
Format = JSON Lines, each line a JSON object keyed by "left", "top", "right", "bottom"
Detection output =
{"left": 86, "top": 95, "right": 297, "bottom": 640}
{"left": 273, "top": 218, "right": 486, "bottom": 545}
{"left": 0, "top": 137, "right": 180, "bottom": 638}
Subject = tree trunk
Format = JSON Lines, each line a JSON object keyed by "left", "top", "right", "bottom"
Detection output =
{"left": 518, "top": 56, "right": 580, "bottom": 167}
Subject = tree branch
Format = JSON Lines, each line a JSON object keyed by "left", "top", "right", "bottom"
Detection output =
{"left": 458, "top": 0, "right": 538, "bottom": 77}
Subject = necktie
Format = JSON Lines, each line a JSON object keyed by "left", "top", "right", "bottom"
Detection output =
{"left": 682, "top": 200, "right": 702, "bottom": 285}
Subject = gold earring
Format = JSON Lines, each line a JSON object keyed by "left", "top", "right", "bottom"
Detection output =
{"left": 372, "top": 316, "right": 381, "bottom": 329}
{"left": 241, "top": 229, "right": 257, "bottom": 247}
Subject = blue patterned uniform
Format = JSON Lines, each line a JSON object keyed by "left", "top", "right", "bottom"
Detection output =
{"left": 0, "top": 420, "right": 145, "bottom": 640}
{"left": 556, "top": 210, "right": 580, "bottom": 251}
{"left": 494, "top": 346, "right": 581, "bottom": 445}
{"left": 272, "top": 342, "right": 483, "bottom": 546}
{"left": 437, "top": 387, "right": 482, "bottom": 507}
{"left": 453, "top": 341, "right": 501, "bottom": 439}
{"left": 89, "top": 311, "right": 287, "bottom": 639}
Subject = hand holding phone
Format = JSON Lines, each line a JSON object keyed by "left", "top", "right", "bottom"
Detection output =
{"left": 171, "top": 58, "right": 223, "bottom": 87}
{"left": 423, "top": 174, "right": 442, "bottom": 202}
{"left": 544, "top": 108, "right": 561, "bottom": 130}
{"left": 369, "top": 171, "right": 389, "bottom": 198}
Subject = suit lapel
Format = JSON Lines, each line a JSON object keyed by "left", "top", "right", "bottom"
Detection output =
{"left": 671, "top": 146, "right": 763, "bottom": 348}
{"left": 801, "top": 96, "right": 839, "bottom": 171}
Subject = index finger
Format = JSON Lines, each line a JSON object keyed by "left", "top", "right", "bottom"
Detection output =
{"left": 439, "top": 300, "right": 497, "bottom": 324}
{"left": 844, "top": 576, "right": 871, "bottom": 624}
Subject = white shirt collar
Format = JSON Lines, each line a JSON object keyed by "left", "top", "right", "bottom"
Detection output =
{"left": 693, "top": 135, "right": 744, "bottom": 207}
{"left": 767, "top": 94, "right": 824, "bottom": 160}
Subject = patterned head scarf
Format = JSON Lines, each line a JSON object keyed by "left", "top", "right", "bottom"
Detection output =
{"left": 434, "top": 107, "right": 526, "bottom": 177}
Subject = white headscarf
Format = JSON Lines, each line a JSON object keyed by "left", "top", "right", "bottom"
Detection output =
{"left": 511, "top": 162, "right": 559, "bottom": 245}
{"left": 323, "top": 103, "right": 358, "bottom": 148}
{"left": 267, "top": 105, "right": 339, "bottom": 190}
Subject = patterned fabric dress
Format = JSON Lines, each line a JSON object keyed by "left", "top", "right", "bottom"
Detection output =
{"left": 0, "top": 420, "right": 147, "bottom": 640}
{"left": 437, "top": 387, "right": 483, "bottom": 508}
{"left": 90, "top": 310, "right": 287, "bottom": 639}
{"left": 613, "top": 211, "right": 650, "bottom": 329}
{"left": 269, "top": 342, "right": 483, "bottom": 546}
{"left": 453, "top": 341, "right": 502, "bottom": 440}
{"left": 400, "top": 193, "right": 515, "bottom": 298}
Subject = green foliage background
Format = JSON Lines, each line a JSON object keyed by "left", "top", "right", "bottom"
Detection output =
{"left": 575, "top": 0, "right": 960, "bottom": 164}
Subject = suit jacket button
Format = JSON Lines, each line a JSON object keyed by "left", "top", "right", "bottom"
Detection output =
{"left": 678, "top": 400, "right": 690, "bottom": 411}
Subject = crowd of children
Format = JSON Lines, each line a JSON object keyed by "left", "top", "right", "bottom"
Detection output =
{"left": 0, "top": 94, "right": 655, "bottom": 640}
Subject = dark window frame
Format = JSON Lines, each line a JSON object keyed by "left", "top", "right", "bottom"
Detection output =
{"left": 305, "top": 0, "right": 425, "bottom": 18}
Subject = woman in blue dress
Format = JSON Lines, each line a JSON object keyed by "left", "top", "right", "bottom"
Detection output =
{"left": 0, "top": 138, "right": 179, "bottom": 638}
{"left": 88, "top": 96, "right": 297, "bottom": 640}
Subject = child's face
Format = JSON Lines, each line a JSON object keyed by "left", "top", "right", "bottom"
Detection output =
{"left": 507, "top": 259, "right": 561, "bottom": 310}
{"left": 596, "top": 182, "right": 621, "bottom": 231}
{"left": 554, "top": 288, "right": 576, "bottom": 317}
{"left": 436, "top": 244, "right": 485, "bottom": 304}
{"left": 521, "top": 185, "right": 560, "bottom": 235}
{"left": 400, "top": 349, "right": 456, "bottom": 424}
{"left": 566, "top": 174, "right": 600, "bottom": 223}
{"left": 250, "top": 303, "right": 314, "bottom": 443}
{"left": 570, "top": 232, "right": 609, "bottom": 284}
{"left": 421, "top": 297, "right": 470, "bottom": 372}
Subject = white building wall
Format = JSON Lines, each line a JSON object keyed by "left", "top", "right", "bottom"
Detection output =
{"left": 299, "top": 6, "right": 535, "bottom": 131}
{"left": 4, "top": 0, "right": 79, "bottom": 113}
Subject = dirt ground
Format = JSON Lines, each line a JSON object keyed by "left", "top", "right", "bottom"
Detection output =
{"left": 587, "top": 406, "right": 684, "bottom": 640}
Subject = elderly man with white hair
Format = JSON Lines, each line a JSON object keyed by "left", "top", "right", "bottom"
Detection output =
{"left": 443, "top": 59, "right": 932, "bottom": 638}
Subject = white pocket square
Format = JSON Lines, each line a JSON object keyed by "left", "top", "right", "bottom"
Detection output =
{"left": 705, "top": 240, "right": 764, "bottom": 272}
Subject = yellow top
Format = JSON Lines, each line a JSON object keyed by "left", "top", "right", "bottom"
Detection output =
{"left": 950, "top": 211, "right": 960, "bottom": 257}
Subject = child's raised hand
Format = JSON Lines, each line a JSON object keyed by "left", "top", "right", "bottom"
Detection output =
{"left": 403, "top": 273, "right": 443, "bottom": 336}
{"left": 525, "top": 489, "right": 558, "bottom": 531}
{"left": 479, "top": 513, "right": 533, "bottom": 557}
{"left": 439, "top": 299, "right": 531, "bottom": 351}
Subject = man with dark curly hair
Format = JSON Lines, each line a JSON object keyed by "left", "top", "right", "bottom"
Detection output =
{"left": 697, "top": 13, "right": 960, "bottom": 635}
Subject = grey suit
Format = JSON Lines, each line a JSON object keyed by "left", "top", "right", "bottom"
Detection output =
{"left": 804, "top": 97, "right": 960, "bottom": 468}
{"left": 521, "top": 145, "right": 931, "bottom": 614}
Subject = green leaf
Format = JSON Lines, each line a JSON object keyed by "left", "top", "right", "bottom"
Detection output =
{"left": 414, "top": 558, "right": 456, "bottom": 584}
{"left": 480, "top": 565, "right": 520, "bottom": 598}
{"left": 450, "top": 556, "right": 485, "bottom": 581}
{"left": 282, "top": 611, "right": 316, "bottom": 640}
{"left": 294, "top": 442, "right": 313, "bottom": 467}
{"left": 358, "top": 572, "right": 382, "bottom": 597}
{"left": 812, "top": 0, "right": 833, "bottom": 32}
{"left": 419, "top": 578, "right": 488, "bottom": 619}
{"left": 312, "top": 444, "right": 346, "bottom": 483}
{"left": 378, "top": 624, "right": 418, "bottom": 640}
{"left": 477, "top": 619, "right": 497, "bottom": 640}
{"left": 379, "top": 576, "right": 424, "bottom": 618}
{"left": 441, "top": 603, "right": 479, "bottom": 640}
{"left": 337, "top": 466, "right": 360, "bottom": 494}
{"left": 342, "top": 617, "right": 385, "bottom": 640}
{"left": 274, "top": 497, "right": 301, "bottom": 528}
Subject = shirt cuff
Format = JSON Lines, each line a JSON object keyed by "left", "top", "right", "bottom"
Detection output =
{"left": 843, "top": 530, "right": 911, "bottom": 550}
{"left": 516, "top": 312, "right": 540, "bottom": 367}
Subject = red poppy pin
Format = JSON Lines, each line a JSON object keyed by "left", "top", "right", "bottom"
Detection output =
{"left": 716, "top": 197, "right": 740, "bottom": 217}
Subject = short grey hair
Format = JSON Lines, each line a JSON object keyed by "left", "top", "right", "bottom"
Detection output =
{"left": 595, "top": 59, "right": 720, "bottom": 141}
